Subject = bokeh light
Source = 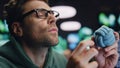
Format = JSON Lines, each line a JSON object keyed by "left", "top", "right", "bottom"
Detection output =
{"left": 78, "top": 27, "right": 93, "bottom": 40}
{"left": 53, "top": 36, "right": 67, "bottom": 54}
{"left": 99, "top": 13, "right": 116, "bottom": 27}
{"left": 118, "top": 15, "right": 120, "bottom": 26}
{"left": 67, "top": 33, "right": 79, "bottom": 43}
{"left": 60, "top": 21, "right": 81, "bottom": 31}
{"left": 51, "top": 6, "right": 77, "bottom": 19}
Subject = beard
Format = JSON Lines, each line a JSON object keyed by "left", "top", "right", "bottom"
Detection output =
{"left": 22, "top": 32, "right": 59, "bottom": 49}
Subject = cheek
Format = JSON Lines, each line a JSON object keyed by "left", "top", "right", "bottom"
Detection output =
{"left": 23, "top": 21, "right": 47, "bottom": 37}
{"left": 36, "top": 24, "right": 48, "bottom": 34}
{"left": 22, "top": 25, "right": 48, "bottom": 44}
{"left": 30, "top": 24, "right": 48, "bottom": 37}
{"left": 23, "top": 18, "right": 51, "bottom": 39}
{"left": 24, "top": 18, "right": 48, "bottom": 34}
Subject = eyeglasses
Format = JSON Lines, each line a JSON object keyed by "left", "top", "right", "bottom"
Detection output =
{"left": 22, "top": 8, "right": 60, "bottom": 19}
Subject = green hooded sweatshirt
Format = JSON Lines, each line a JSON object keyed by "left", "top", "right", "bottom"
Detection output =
{"left": 0, "top": 37, "right": 67, "bottom": 68}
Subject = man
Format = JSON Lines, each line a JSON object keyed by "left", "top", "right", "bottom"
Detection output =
{"left": 0, "top": 0, "right": 119, "bottom": 68}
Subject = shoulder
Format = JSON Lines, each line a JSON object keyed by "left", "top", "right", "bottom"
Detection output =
{"left": 0, "top": 42, "right": 17, "bottom": 68}
{"left": 53, "top": 51, "right": 67, "bottom": 60}
{"left": 52, "top": 51, "right": 67, "bottom": 65}
{"left": 0, "top": 56, "right": 16, "bottom": 68}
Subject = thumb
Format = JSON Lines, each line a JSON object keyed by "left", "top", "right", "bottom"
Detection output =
{"left": 87, "top": 61, "right": 98, "bottom": 68}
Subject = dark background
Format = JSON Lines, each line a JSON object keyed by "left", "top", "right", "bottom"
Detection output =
{"left": 48, "top": 0, "right": 120, "bottom": 37}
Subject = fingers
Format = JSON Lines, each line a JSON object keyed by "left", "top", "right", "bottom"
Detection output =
{"left": 68, "top": 40, "right": 98, "bottom": 68}
{"left": 72, "top": 40, "right": 95, "bottom": 56}
{"left": 87, "top": 61, "right": 98, "bottom": 68}
{"left": 83, "top": 48, "right": 98, "bottom": 63}
{"left": 105, "top": 42, "right": 118, "bottom": 52}
{"left": 114, "top": 32, "right": 119, "bottom": 42}
{"left": 91, "top": 36, "right": 95, "bottom": 41}
{"left": 104, "top": 48, "right": 119, "bottom": 57}
{"left": 104, "top": 48, "right": 119, "bottom": 67}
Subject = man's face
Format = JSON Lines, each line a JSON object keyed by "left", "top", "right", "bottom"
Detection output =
{"left": 21, "top": 1, "right": 58, "bottom": 47}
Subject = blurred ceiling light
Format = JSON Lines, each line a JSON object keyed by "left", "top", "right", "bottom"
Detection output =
{"left": 51, "top": 6, "right": 77, "bottom": 19}
{"left": 60, "top": 21, "right": 81, "bottom": 31}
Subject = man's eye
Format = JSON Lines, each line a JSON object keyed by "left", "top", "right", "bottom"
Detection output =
{"left": 50, "top": 11, "right": 54, "bottom": 14}
{"left": 38, "top": 12, "right": 44, "bottom": 16}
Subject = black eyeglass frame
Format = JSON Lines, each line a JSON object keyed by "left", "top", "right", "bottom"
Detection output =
{"left": 22, "top": 8, "right": 60, "bottom": 19}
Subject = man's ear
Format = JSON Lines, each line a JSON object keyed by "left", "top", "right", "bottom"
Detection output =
{"left": 11, "top": 22, "right": 23, "bottom": 37}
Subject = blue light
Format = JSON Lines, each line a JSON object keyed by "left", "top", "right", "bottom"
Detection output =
{"left": 67, "top": 33, "right": 79, "bottom": 43}
{"left": 69, "top": 43, "right": 77, "bottom": 50}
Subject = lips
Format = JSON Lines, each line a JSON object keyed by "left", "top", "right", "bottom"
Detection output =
{"left": 48, "top": 27, "right": 58, "bottom": 33}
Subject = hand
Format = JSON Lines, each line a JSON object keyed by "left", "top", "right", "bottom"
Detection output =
{"left": 94, "top": 32, "right": 119, "bottom": 68}
{"left": 67, "top": 40, "right": 98, "bottom": 68}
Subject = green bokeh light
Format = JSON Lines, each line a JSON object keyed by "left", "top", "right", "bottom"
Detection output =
{"left": 0, "top": 19, "right": 9, "bottom": 33}
{"left": 53, "top": 36, "right": 67, "bottom": 54}
{"left": 78, "top": 27, "right": 93, "bottom": 40}
{"left": 99, "top": 13, "right": 116, "bottom": 27}
{"left": 118, "top": 15, "right": 120, "bottom": 25}
{"left": 99, "top": 13, "right": 109, "bottom": 26}
{"left": 0, "top": 20, "right": 5, "bottom": 33}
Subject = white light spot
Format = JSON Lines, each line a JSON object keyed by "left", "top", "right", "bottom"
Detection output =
{"left": 60, "top": 21, "right": 81, "bottom": 31}
{"left": 51, "top": 6, "right": 77, "bottom": 19}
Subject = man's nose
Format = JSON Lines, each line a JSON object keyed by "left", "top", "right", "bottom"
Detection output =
{"left": 47, "top": 14, "right": 56, "bottom": 24}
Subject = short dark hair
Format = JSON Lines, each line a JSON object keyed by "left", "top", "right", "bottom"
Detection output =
{"left": 3, "top": 0, "right": 48, "bottom": 35}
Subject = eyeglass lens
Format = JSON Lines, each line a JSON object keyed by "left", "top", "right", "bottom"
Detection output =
{"left": 36, "top": 9, "right": 59, "bottom": 18}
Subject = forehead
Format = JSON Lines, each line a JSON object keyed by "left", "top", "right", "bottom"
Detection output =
{"left": 23, "top": 1, "right": 50, "bottom": 14}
